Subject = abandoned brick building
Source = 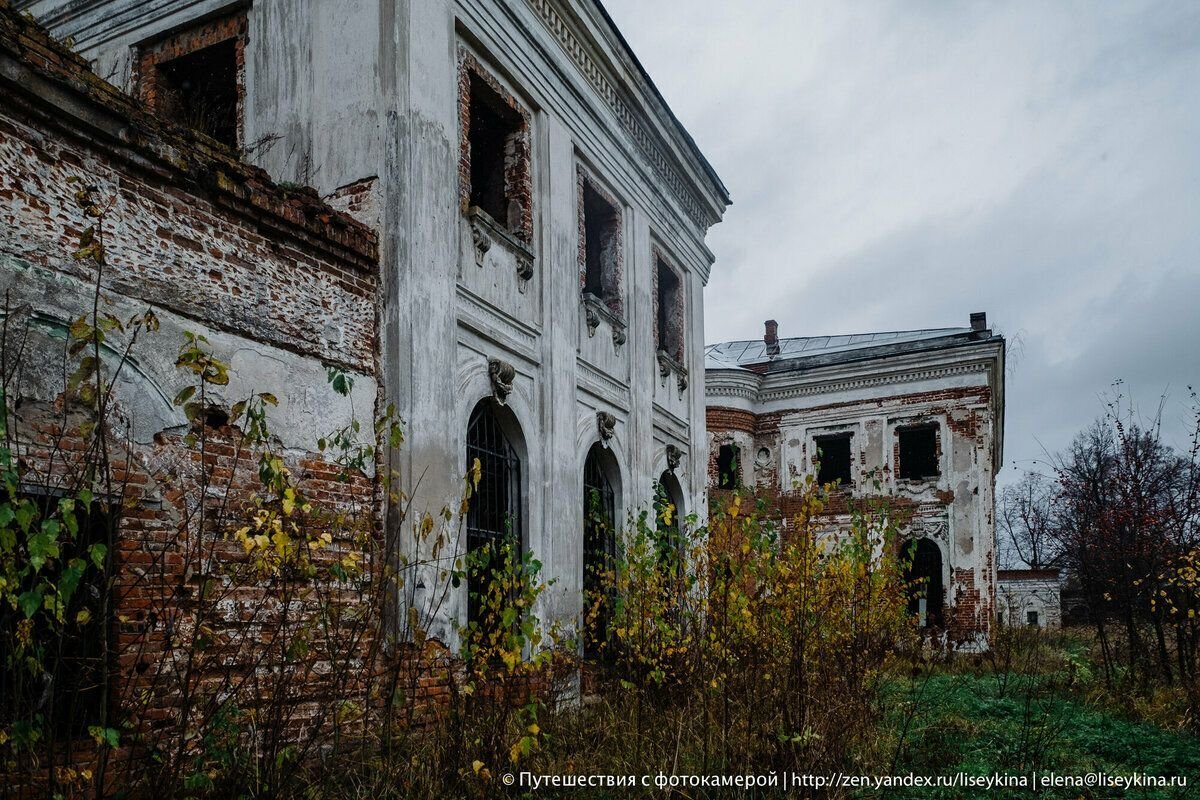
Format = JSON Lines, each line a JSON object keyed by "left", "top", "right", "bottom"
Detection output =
{"left": 705, "top": 316, "right": 1006, "bottom": 647}
{"left": 9, "top": 0, "right": 729, "bottom": 655}
{"left": 0, "top": 0, "right": 731, "bottom": 777}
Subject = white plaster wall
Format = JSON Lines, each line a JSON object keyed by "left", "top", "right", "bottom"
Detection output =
{"left": 28, "top": 0, "right": 726, "bottom": 648}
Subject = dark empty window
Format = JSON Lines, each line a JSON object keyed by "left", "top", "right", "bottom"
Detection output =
{"left": 716, "top": 444, "right": 740, "bottom": 489}
{"left": 467, "top": 73, "right": 523, "bottom": 230}
{"left": 155, "top": 40, "right": 239, "bottom": 147}
{"left": 898, "top": 425, "right": 939, "bottom": 480}
{"left": 1027, "top": 610, "right": 1039, "bottom": 626}
{"left": 904, "top": 538, "right": 944, "bottom": 628}
{"left": 815, "top": 434, "right": 852, "bottom": 487}
{"left": 582, "top": 178, "right": 622, "bottom": 312}
{"left": 465, "top": 402, "right": 522, "bottom": 632}
{"left": 656, "top": 258, "right": 683, "bottom": 361}
{"left": 583, "top": 445, "right": 617, "bottom": 660}
{"left": 0, "top": 494, "right": 110, "bottom": 738}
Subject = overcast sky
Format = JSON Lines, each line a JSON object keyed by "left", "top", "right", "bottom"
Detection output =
{"left": 605, "top": 0, "right": 1200, "bottom": 481}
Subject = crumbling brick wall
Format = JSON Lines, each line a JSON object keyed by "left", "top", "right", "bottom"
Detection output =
{"left": 706, "top": 381, "right": 999, "bottom": 648}
{"left": 0, "top": 5, "right": 425, "bottom": 782}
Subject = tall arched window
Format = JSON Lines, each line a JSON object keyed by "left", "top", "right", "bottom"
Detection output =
{"left": 582, "top": 444, "right": 617, "bottom": 659}
{"left": 465, "top": 400, "right": 523, "bottom": 629}
{"left": 654, "top": 470, "right": 685, "bottom": 574}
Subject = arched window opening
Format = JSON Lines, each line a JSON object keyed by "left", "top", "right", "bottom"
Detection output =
{"left": 654, "top": 471, "right": 685, "bottom": 575}
{"left": 582, "top": 444, "right": 617, "bottom": 660}
{"left": 903, "top": 538, "right": 944, "bottom": 628}
{"left": 465, "top": 401, "right": 523, "bottom": 632}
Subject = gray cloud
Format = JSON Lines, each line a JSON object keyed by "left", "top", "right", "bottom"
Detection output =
{"left": 604, "top": 0, "right": 1200, "bottom": 477}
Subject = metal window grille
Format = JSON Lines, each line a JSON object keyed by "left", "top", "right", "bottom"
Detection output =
{"left": 583, "top": 449, "right": 616, "bottom": 659}
{"left": 465, "top": 402, "right": 522, "bottom": 628}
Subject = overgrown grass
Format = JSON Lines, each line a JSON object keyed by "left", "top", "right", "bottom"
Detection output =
{"left": 875, "top": 634, "right": 1200, "bottom": 799}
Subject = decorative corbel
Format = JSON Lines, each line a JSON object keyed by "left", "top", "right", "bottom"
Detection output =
{"left": 665, "top": 444, "right": 682, "bottom": 472}
{"left": 584, "top": 303, "right": 600, "bottom": 337}
{"left": 657, "top": 349, "right": 672, "bottom": 380}
{"left": 470, "top": 217, "right": 491, "bottom": 267}
{"left": 515, "top": 253, "right": 534, "bottom": 287}
{"left": 597, "top": 411, "right": 617, "bottom": 446}
{"left": 488, "top": 357, "right": 516, "bottom": 404}
{"left": 611, "top": 320, "right": 627, "bottom": 347}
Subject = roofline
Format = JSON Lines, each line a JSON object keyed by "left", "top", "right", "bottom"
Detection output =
{"left": 712, "top": 331, "right": 998, "bottom": 374}
{"left": 589, "top": 0, "right": 730, "bottom": 205}
{"left": 706, "top": 333, "right": 1007, "bottom": 475}
{"left": 706, "top": 327, "right": 968, "bottom": 352}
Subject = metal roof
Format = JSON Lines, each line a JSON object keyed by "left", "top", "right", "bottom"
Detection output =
{"left": 705, "top": 327, "right": 978, "bottom": 371}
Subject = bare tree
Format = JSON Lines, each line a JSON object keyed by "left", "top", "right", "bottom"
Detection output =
{"left": 998, "top": 471, "right": 1061, "bottom": 569}
{"left": 1050, "top": 388, "right": 1200, "bottom": 695}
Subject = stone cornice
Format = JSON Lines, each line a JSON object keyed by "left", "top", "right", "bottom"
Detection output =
{"left": 526, "top": 0, "right": 725, "bottom": 232}
{"left": 707, "top": 348, "right": 1001, "bottom": 405}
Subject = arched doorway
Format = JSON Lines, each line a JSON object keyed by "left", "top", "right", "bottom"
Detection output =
{"left": 903, "top": 538, "right": 944, "bottom": 628}
{"left": 465, "top": 399, "right": 523, "bottom": 632}
{"left": 582, "top": 443, "right": 618, "bottom": 659}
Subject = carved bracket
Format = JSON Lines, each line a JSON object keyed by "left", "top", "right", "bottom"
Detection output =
{"left": 597, "top": 411, "right": 617, "bottom": 446}
{"left": 584, "top": 303, "right": 600, "bottom": 337}
{"left": 657, "top": 349, "right": 689, "bottom": 394}
{"left": 467, "top": 206, "right": 535, "bottom": 289}
{"left": 488, "top": 357, "right": 516, "bottom": 404}
{"left": 470, "top": 216, "right": 491, "bottom": 267}
{"left": 657, "top": 349, "right": 673, "bottom": 380}
{"left": 666, "top": 444, "right": 682, "bottom": 472}
{"left": 581, "top": 293, "right": 627, "bottom": 347}
{"left": 515, "top": 253, "right": 534, "bottom": 288}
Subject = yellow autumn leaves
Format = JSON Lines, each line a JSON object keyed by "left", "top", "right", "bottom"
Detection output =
{"left": 231, "top": 483, "right": 361, "bottom": 578}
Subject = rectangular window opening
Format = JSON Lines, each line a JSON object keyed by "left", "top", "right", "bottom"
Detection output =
{"left": 656, "top": 258, "right": 683, "bottom": 361}
{"left": 1027, "top": 610, "right": 1039, "bottom": 626}
{"left": 582, "top": 181, "right": 621, "bottom": 309}
{"left": 815, "top": 434, "right": 852, "bottom": 487}
{"left": 898, "top": 425, "right": 939, "bottom": 480}
{"left": 156, "top": 41, "right": 239, "bottom": 147}
{"left": 468, "top": 74, "right": 523, "bottom": 230}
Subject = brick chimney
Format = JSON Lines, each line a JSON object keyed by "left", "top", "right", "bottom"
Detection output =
{"left": 969, "top": 312, "right": 988, "bottom": 338}
{"left": 764, "top": 319, "right": 780, "bottom": 356}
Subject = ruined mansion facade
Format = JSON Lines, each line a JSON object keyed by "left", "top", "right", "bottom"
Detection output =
{"left": 2, "top": 4, "right": 1009, "bottom": 771}
{"left": 706, "top": 317, "right": 1006, "bottom": 647}
{"left": 8, "top": 0, "right": 729, "bottom": 651}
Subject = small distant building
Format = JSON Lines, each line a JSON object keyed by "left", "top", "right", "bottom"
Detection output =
{"left": 705, "top": 314, "right": 1005, "bottom": 648}
{"left": 997, "top": 569, "right": 1062, "bottom": 629}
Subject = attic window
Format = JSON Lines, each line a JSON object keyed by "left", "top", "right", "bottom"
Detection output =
{"left": 579, "top": 171, "right": 623, "bottom": 315}
{"left": 459, "top": 52, "right": 532, "bottom": 242}
{"left": 815, "top": 433, "right": 852, "bottom": 487}
{"left": 135, "top": 12, "right": 247, "bottom": 150}
{"left": 655, "top": 256, "right": 684, "bottom": 362}
{"left": 716, "top": 444, "right": 740, "bottom": 489}
{"left": 898, "top": 425, "right": 939, "bottom": 480}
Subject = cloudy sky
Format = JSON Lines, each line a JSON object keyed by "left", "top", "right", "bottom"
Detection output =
{"left": 605, "top": 0, "right": 1200, "bottom": 481}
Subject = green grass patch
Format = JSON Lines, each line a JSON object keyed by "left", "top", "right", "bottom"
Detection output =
{"left": 874, "top": 671, "right": 1200, "bottom": 799}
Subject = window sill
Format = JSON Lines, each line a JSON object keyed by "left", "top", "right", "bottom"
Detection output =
{"left": 656, "top": 349, "right": 688, "bottom": 393}
{"left": 582, "top": 292, "right": 626, "bottom": 346}
{"left": 896, "top": 477, "right": 942, "bottom": 488}
{"left": 467, "top": 206, "right": 534, "bottom": 288}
